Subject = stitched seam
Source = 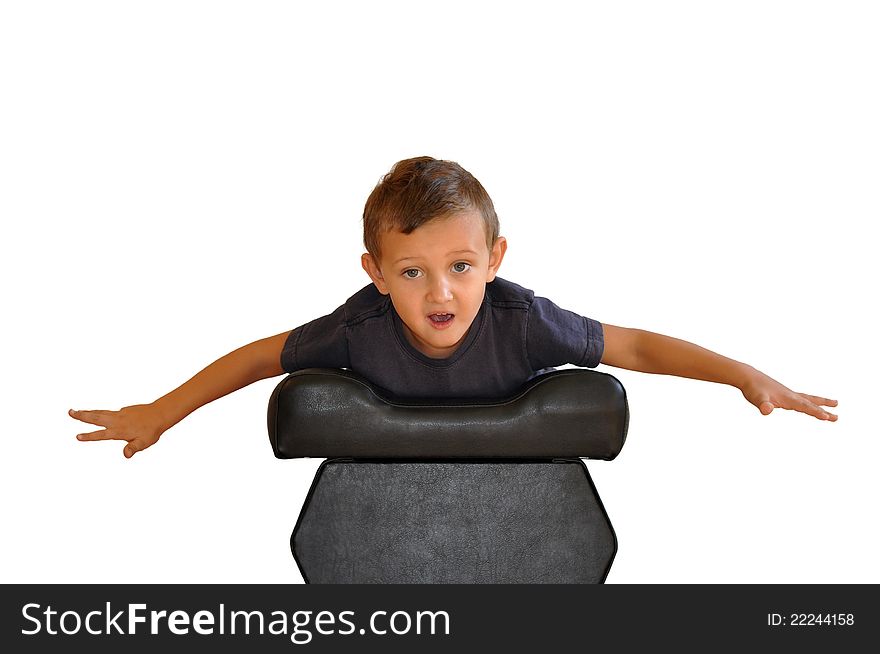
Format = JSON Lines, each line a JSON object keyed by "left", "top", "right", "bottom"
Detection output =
{"left": 294, "top": 367, "right": 594, "bottom": 408}
{"left": 577, "top": 316, "right": 592, "bottom": 367}
{"left": 524, "top": 297, "right": 535, "bottom": 371}
{"left": 286, "top": 327, "right": 304, "bottom": 372}
{"left": 344, "top": 293, "right": 391, "bottom": 327}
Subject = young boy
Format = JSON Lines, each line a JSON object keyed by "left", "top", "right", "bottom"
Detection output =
{"left": 70, "top": 156, "right": 837, "bottom": 458}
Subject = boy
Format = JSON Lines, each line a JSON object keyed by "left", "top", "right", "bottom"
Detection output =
{"left": 70, "top": 156, "right": 837, "bottom": 458}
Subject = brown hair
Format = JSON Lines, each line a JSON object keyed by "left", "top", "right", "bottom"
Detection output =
{"left": 363, "top": 156, "right": 499, "bottom": 258}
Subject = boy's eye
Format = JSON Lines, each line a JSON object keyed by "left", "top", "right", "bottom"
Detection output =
{"left": 403, "top": 269, "right": 422, "bottom": 279}
{"left": 452, "top": 262, "right": 470, "bottom": 273}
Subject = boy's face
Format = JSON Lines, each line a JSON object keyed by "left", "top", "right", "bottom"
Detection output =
{"left": 361, "top": 210, "right": 507, "bottom": 359}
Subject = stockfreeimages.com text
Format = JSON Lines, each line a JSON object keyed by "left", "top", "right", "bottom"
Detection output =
{"left": 21, "top": 602, "right": 450, "bottom": 644}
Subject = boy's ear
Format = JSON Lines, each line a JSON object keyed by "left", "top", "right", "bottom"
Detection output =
{"left": 361, "top": 253, "right": 390, "bottom": 295}
{"left": 485, "top": 236, "right": 507, "bottom": 283}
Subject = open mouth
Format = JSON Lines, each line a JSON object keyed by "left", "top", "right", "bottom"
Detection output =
{"left": 427, "top": 313, "right": 455, "bottom": 329}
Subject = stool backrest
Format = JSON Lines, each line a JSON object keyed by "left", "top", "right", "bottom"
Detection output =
{"left": 268, "top": 367, "right": 629, "bottom": 460}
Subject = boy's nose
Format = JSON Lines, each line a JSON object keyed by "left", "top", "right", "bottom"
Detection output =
{"left": 427, "top": 277, "right": 454, "bottom": 304}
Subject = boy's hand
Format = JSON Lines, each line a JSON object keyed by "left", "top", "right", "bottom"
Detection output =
{"left": 739, "top": 369, "right": 838, "bottom": 422}
{"left": 69, "top": 404, "right": 168, "bottom": 458}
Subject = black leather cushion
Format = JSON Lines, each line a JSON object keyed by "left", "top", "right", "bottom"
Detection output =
{"left": 292, "top": 459, "right": 616, "bottom": 584}
{"left": 268, "top": 368, "right": 629, "bottom": 460}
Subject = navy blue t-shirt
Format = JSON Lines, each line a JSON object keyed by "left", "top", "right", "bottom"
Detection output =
{"left": 280, "top": 277, "right": 604, "bottom": 399}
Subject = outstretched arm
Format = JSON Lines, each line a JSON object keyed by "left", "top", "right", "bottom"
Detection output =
{"left": 69, "top": 330, "right": 291, "bottom": 458}
{"left": 600, "top": 324, "right": 838, "bottom": 421}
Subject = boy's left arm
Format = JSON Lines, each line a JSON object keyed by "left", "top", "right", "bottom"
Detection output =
{"left": 600, "top": 324, "right": 838, "bottom": 421}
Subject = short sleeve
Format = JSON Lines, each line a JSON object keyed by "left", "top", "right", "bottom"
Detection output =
{"left": 280, "top": 305, "right": 350, "bottom": 373}
{"left": 526, "top": 296, "right": 604, "bottom": 371}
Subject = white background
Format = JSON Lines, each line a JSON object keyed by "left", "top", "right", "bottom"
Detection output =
{"left": 2, "top": 1, "right": 877, "bottom": 584}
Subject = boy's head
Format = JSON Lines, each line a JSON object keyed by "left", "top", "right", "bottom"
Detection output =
{"left": 362, "top": 156, "right": 500, "bottom": 259}
{"left": 361, "top": 156, "right": 507, "bottom": 359}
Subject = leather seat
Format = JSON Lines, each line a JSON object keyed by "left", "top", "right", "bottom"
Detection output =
{"left": 268, "top": 368, "right": 629, "bottom": 583}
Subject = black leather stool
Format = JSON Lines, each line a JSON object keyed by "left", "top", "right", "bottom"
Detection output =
{"left": 268, "top": 368, "right": 629, "bottom": 583}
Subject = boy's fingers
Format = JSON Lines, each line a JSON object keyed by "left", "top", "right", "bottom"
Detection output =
{"left": 792, "top": 397, "right": 837, "bottom": 421}
{"left": 68, "top": 409, "right": 114, "bottom": 427}
{"left": 76, "top": 429, "right": 115, "bottom": 441}
{"left": 123, "top": 440, "right": 146, "bottom": 458}
{"left": 800, "top": 394, "right": 838, "bottom": 407}
{"left": 752, "top": 393, "right": 774, "bottom": 415}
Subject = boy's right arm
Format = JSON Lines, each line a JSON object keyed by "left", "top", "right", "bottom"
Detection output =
{"left": 69, "top": 330, "right": 292, "bottom": 458}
